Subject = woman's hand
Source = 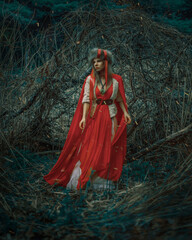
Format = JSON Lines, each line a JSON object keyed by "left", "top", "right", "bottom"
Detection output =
{"left": 124, "top": 112, "right": 132, "bottom": 124}
{"left": 79, "top": 117, "right": 86, "bottom": 130}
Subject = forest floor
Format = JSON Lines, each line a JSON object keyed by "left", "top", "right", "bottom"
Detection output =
{"left": 0, "top": 148, "right": 192, "bottom": 240}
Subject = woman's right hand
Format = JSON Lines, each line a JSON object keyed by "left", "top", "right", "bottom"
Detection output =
{"left": 79, "top": 117, "right": 86, "bottom": 130}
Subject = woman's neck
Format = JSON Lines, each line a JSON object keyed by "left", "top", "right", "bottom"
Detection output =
{"left": 98, "top": 69, "right": 105, "bottom": 78}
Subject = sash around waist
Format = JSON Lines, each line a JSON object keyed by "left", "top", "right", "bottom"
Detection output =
{"left": 92, "top": 99, "right": 117, "bottom": 118}
{"left": 96, "top": 99, "right": 114, "bottom": 105}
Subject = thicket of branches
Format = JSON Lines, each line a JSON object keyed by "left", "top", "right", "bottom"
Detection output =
{"left": 0, "top": 3, "right": 192, "bottom": 239}
{"left": 1, "top": 3, "right": 191, "bottom": 158}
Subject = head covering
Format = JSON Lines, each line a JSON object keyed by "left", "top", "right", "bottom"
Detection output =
{"left": 89, "top": 48, "right": 113, "bottom": 87}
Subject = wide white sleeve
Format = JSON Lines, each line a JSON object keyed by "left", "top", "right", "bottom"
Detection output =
{"left": 82, "top": 76, "right": 90, "bottom": 104}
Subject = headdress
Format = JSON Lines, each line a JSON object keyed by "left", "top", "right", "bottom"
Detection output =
{"left": 89, "top": 48, "right": 113, "bottom": 89}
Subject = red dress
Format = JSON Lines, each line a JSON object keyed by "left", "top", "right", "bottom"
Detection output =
{"left": 43, "top": 73, "right": 128, "bottom": 190}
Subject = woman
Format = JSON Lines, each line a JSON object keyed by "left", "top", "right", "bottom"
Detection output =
{"left": 43, "top": 48, "right": 131, "bottom": 190}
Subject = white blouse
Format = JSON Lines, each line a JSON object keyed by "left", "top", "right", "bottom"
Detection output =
{"left": 82, "top": 76, "right": 123, "bottom": 118}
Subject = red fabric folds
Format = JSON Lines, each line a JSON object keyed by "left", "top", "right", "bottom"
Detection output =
{"left": 43, "top": 73, "right": 128, "bottom": 189}
{"left": 103, "top": 50, "right": 108, "bottom": 88}
{"left": 97, "top": 49, "right": 101, "bottom": 58}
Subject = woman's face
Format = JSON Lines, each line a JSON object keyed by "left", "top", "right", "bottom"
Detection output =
{"left": 93, "top": 58, "right": 105, "bottom": 72}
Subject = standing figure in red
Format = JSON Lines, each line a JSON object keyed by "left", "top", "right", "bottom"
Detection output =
{"left": 43, "top": 48, "right": 132, "bottom": 190}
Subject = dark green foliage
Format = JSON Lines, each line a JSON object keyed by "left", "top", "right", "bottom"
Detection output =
{"left": 134, "top": 0, "right": 192, "bottom": 34}
{"left": 0, "top": 0, "right": 192, "bottom": 33}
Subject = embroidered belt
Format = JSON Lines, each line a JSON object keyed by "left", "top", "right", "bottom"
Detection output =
{"left": 96, "top": 99, "right": 113, "bottom": 105}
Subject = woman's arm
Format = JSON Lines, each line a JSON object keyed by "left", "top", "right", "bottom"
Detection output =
{"left": 79, "top": 103, "right": 90, "bottom": 129}
{"left": 79, "top": 77, "right": 91, "bottom": 129}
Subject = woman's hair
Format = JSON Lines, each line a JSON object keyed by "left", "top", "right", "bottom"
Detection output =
{"left": 88, "top": 48, "right": 114, "bottom": 86}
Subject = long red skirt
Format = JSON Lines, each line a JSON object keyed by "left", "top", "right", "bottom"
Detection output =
{"left": 70, "top": 85, "right": 116, "bottom": 189}
{"left": 44, "top": 82, "right": 125, "bottom": 190}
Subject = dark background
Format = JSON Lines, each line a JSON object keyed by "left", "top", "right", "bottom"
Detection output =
{"left": 0, "top": 0, "right": 192, "bottom": 34}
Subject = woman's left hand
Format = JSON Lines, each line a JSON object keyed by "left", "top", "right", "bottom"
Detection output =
{"left": 124, "top": 112, "right": 132, "bottom": 124}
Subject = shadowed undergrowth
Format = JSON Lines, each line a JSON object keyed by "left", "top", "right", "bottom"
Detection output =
{"left": 0, "top": 149, "right": 192, "bottom": 239}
